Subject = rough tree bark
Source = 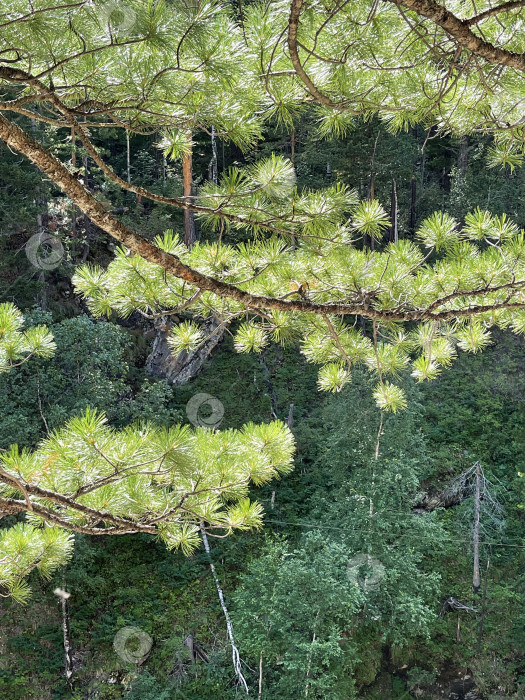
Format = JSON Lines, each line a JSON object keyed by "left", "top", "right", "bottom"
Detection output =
{"left": 146, "top": 315, "right": 226, "bottom": 385}
{"left": 183, "top": 132, "right": 196, "bottom": 248}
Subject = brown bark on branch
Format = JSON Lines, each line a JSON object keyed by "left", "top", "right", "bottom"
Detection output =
{"left": 390, "top": 0, "right": 525, "bottom": 72}
{"left": 0, "top": 67, "right": 287, "bottom": 234}
{"left": 1, "top": 112, "right": 525, "bottom": 322}
{"left": 465, "top": 1, "right": 525, "bottom": 26}
{"left": 288, "top": 0, "right": 350, "bottom": 111}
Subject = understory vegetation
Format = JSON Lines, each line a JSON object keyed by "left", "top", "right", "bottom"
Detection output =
{"left": 1, "top": 1, "right": 525, "bottom": 696}
{"left": 1, "top": 115, "right": 524, "bottom": 698}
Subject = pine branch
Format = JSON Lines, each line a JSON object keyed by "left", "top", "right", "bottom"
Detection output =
{"left": 390, "top": 0, "right": 525, "bottom": 71}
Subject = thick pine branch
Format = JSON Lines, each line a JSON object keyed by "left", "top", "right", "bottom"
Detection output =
{"left": 390, "top": 0, "right": 525, "bottom": 71}
{"left": 2, "top": 112, "right": 525, "bottom": 323}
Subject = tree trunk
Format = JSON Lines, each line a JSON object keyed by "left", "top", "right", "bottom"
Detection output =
{"left": 368, "top": 132, "right": 380, "bottom": 251}
{"left": 457, "top": 134, "right": 469, "bottom": 179}
{"left": 208, "top": 125, "right": 218, "bottom": 185}
{"left": 35, "top": 210, "right": 47, "bottom": 310}
{"left": 126, "top": 130, "right": 131, "bottom": 184}
{"left": 56, "top": 585, "right": 74, "bottom": 684}
{"left": 258, "top": 651, "right": 263, "bottom": 699}
{"left": 409, "top": 176, "right": 417, "bottom": 235}
{"left": 82, "top": 95, "right": 91, "bottom": 190}
{"left": 183, "top": 133, "right": 196, "bottom": 247}
{"left": 473, "top": 461, "right": 481, "bottom": 594}
{"left": 146, "top": 315, "right": 226, "bottom": 385}
{"left": 477, "top": 557, "right": 490, "bottom": 654}
{"left": 71, "top": 127, "right": 77, "bottom": 235}
{"left": 200, "top": 525, "right": 249, "bottom": 694}
{"left": 304, "top": 610, "right": 320, "bottom": 698}
{"left": 389, "top": 179, "right": 398, "bottom": 243}
{"left": 259, "top": 352, "right": 279, "bottom": 420}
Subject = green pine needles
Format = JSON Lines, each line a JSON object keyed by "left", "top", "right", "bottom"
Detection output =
{"left": 0, "top": 305, "right": 294, "bottom": 602}
{"left": 73, "top": 171, "right": 525, "bottom": 412}
{"left": 0, "top": 302, "right": 55, "bottom": 372}
{"left": 0, "top": 403, "right": 294, "bottom": 600}
{"left": 3, "top": 0, "right": 525, "bottom": 603}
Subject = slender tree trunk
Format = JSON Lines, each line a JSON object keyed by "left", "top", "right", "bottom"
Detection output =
{"left": 36, "top": 206, "right": 47, "bottom": 309}
{"left": 409, "top": 176, "right": 417, "bottom": 235}
{"left": 477, "top": 556, "right": 490, "bottom": 653}
{"left": 258, "top": 651, "right": 263, "bottom": 699}
{"left": 457, "top": 134, "right": 469, "bottom": 180}
{"left": 183, "top": 132, "right": 196, "bottom": 247}
{"left": 200, "top": 525, "right": 249, "bottom": 694}
{"left": 304, "top": 610, "right": 320, "bottom": 697}
{"left": 259, "top": 350, "right": 294, "bottom": 510}
{"left": 31, "top": 117, "right": 48, "bottom": 307}
{"left": 259, "top": 353, "right": 279, "bottom": 420}
{"left": 473, "top": 461, "right": 481, "bottom": 594}
{"left": 79, "top": 114, "right": 92, "bottom": 260}
{"left": 364, "top": 412, "right": 384, "bottom": 594}
{"left": 368, "top": 131, "right": 380, "bottom": 201}
{"left": 270, "top": 403, "right": 293, "bottom": 510}
{"left": 389, "top": 179, "right": 398, "bottom": 243}
{"left": 368, "top": 132, "right": 380, "bottom": 251}
{"left": 56, "top": 585, "right": 74, "bottom": 684}
{"left": 71, "top": 127, "right": 77, "bottom": 234}
{"left": 82, "top": 95, "right": 91, "bottom": 190}
{"left": 126, "top": 130, "right": 131, "bottom": 184}
{"left": 208, "top": 125, "right": 218, "bottom": 185}
{"left": 71, "top": 126, "right": 87, "bottom": 261}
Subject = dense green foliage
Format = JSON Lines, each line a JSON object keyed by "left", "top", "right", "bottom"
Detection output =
{"left": 0, "top": 315, "right": 524, "bottom": 697}
{"left": 1, "top": 1, "right": 525, "bottom": 697}
{"left": 2, "top": 117, "right": 525, "bottom": 694}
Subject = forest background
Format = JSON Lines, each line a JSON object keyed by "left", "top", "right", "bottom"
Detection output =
{"left": 0, "top": 2, "right": 525, "bottom": 697}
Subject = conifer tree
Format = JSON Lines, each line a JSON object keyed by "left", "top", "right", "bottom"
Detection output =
{"left": 2, "top": 0, "right": 525, "bottom": 599}
{"left": 0, "top": 305, "right": 294, "bottom": 601}
{"left": 1, "top": 1, "right": 525, "bottom": 413}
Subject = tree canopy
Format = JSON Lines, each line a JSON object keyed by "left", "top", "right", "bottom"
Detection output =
{"left": 0, "top": 303, "right": 294, "bottom": 601}
{"left": 1, "top": 0, "right": 525, "bottom": 644}
{"left": 2, "top": 1, "right": 525, "bottom": 413}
